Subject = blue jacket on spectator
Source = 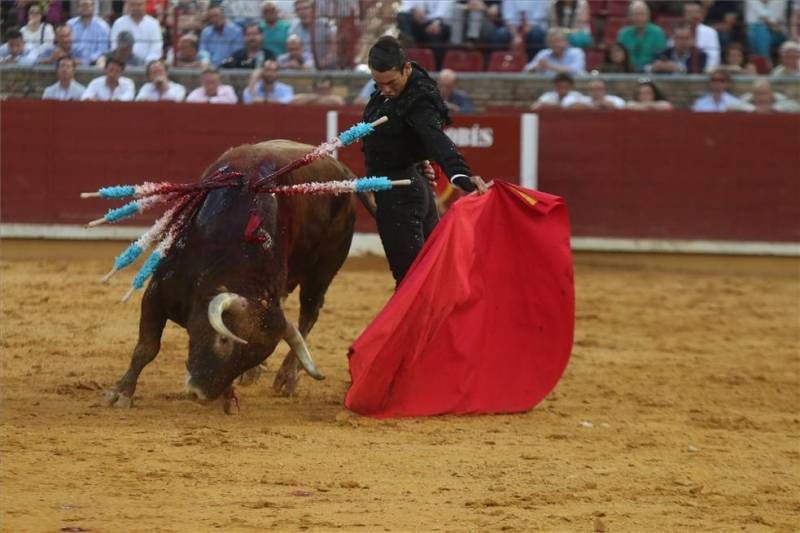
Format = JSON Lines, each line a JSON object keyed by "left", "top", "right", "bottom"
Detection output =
{"left": 200, "top": 22, "right": 244, "bottom": 66}
{"left": 68, "top": 16, "right": 111, "bottom": 65}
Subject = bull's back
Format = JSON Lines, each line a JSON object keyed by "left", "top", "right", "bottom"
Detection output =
{"left": 207, "top": 139, "right": 357, "bottom": 285}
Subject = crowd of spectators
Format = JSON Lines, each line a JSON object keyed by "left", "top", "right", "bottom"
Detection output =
{"left": 0, "top": 0, "right": 798, "bottom": 112}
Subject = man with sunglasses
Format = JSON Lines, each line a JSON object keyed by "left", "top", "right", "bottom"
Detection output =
{"left": 362, "top": 36, "right": 488, "bottom": 286}
{"left": 692, "top": 68, "right": 742, "bottom": 112}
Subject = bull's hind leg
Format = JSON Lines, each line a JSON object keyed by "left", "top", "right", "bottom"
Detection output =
{"left": 104, "top": 290, "right": 167, "bottom": 408}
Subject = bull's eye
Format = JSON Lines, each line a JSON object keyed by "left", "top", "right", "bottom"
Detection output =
{"left": 213, "top": 334, "right": 235, "bottom": 358}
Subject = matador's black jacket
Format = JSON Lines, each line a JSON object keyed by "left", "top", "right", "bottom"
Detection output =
{"left": 362, "top": 63, "right": 476, "bottom": 192}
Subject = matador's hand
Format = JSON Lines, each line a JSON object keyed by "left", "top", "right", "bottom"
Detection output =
{"left": 419, "top": 160, "right": 436, "bottom": 188}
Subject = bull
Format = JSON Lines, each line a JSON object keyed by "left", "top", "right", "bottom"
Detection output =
{"left": 104, "top": 140, "right": 358, "bottom": 411}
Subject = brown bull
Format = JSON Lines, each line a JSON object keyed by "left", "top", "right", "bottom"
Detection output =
{"left": 104, "top": 140, "right": 357, "bottom": 411}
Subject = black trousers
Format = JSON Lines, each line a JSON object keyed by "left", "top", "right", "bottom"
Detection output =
{"left": 374, "top": 165, "right": 439, "bottom": 285}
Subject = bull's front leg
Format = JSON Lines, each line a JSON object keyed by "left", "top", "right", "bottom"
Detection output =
{"left": 273, "top": 292, "right": 322, "bottom": 396}
{"left": 104, "top": 293, "right": 167, "bottom": 408}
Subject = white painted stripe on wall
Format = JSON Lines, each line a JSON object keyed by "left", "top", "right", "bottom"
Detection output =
{"left": 2, "top": 224, "right": 798, "bottom": 257}
{"left": 326, "top": 110, "right": 339, "bottom": 160}
{"left": 520, "top": 113, "right": 539, "bottom": 190}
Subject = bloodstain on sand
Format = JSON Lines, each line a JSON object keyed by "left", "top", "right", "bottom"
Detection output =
{"left": 1, "top": 241, "right": 798, "bottom": 532}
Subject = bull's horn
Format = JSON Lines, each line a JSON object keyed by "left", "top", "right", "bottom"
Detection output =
{"left": 208, "top": 293, "right": 249, "bottom": 345}
{"left": 283, "top": 322, "right": 324, "bottom": 380}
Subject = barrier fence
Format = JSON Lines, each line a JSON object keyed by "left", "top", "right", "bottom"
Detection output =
{"left": 1, "top": 100, "right": 798, "bottom": 254}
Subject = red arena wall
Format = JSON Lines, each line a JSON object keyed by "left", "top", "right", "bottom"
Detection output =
{"left": 2, "top": 100, "right": 798, "bottom": 243}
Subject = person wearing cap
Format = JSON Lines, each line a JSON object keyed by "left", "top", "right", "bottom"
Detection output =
{"left": 96, "top": 30, "right": 145, "bottom": 68}
{"left": 361, "top": 36, "right": 488, "bottom": 286}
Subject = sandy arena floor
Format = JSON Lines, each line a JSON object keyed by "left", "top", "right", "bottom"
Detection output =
{"left": 0, "top": 240, "right": 798, "bottom": 532}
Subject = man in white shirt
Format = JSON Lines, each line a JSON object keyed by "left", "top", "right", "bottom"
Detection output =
{"left": 582, "top": 78, "right": 626, "bottom": 109}
{"left": 136, "top": 60, "right": 187, "bottom": 102}
{"left": 42, "top": 57, "right": 86, "bottom": 100}
{"left": 110, "top": 0, "right": 163, "bottom": 62}
{"left": 531, "top": 72, "right": 589, "bottom": 109}
{"left": 524, "top": 27, "right": 586, "bottom": 75}
{"left": 0, "top": 28, "right": 38, "bottom": 66}
{"left": 692, "top": 69, "right": 741, "bottom": 112}
{"left": 81, "top": 57, "right": 136, "bottom": 101}
{"left": 683, "top": 1, "right": 720, "bottom": 69}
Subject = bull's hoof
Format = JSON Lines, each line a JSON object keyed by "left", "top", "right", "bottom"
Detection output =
{"left": 104, "top": 390, "right": 133, "bottom": 408}
{"left": 237, "top": 364, "right": 265, "bottom": 387}
{"left": 272, "top": 370, "right": 299, "bottom": 397}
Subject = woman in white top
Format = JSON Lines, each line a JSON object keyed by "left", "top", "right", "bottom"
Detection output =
{"left": 21, "top": 3, "right": 55, "bottom": 52}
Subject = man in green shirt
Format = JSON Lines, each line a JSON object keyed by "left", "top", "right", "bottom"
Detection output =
{"left": 259, "top": 1, "right": 291, "bottom": 57}
{"left": 616, "top": 0, "right": 667, "bottom": 72}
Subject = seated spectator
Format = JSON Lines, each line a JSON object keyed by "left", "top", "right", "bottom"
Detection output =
{"left": 397, "top": 1, "right": 453, "bottom": 46}
{"left": 450, "top": 0, "right": 496, "bottom": 47}
{"left": 597, "top": 42, "right": 633, "bottom": 73}
{"left": 626, "top": 79, "right": 673, "bottom": 110}
{"left": 617, "top": 1, "right": 668, "bottom": 72}
{"left": 745, "top": 0, "right": 788, "bottom": 58}
{"left": 493, "top": 0, "right": 548, "bottom": 59}
{"left": 96, "top": 31, "right": 145, "bottom": 68}
{"left": 36, "top": 25, "right": 80, "bottom": 65}
{"left": 111, "top": 0, "right": 163, "bottom": 62}
{"left": 574, "top": 77, "right": 626, "bottom": 109}
{"left": 226, "top": 0, "right": 262, "bottom": 27}
{"left": 242, "top": 59, "right": 294, "bottom": 103}
{"left": 186, "top": 68, "right": 238, "bottom": 103}
{"left": 136, "top": 59, "right": 186, "bottom": 101}
{"left": 718, "top": 42, "right": 758, "bottom": 74}
{"left": 171, "top": 0, "right": 205, "bottom": 36}
{"left": 649, "top": 23, "right": 708, "bottom": 73}
{"left": 220, "top": 22, "right": 276, "bottom": 69}
{"left": 68, "top": 0, "right": 111, "bottom": 66}
{"left": 276, "top": 34, "right": 314, "bottom": 70}
{"left": 549, "top": 0, "right": 594, "bottom": 48}
{"left": 290, "top": 76, "right": 345, "bottom": 105}
{"left": 42, "top": 57, "right": 86, "bottom": 100}
{"left": 438, "top": 68, "right": 475, "bottom": 113}
{"left": 531, "top": 72, "right": 589, "bottom": 109}
{"left": 353, "top": 0, "right": 400, "bottom": 66}
{"left": 728, "top": 78, "right": 800, "bottom": 112}
{"left": 771, "top": 40, "right": 800, "bottom": 76}
{"left": 524, "top": 27, "right": 586, "bottom": 75}
{"left": 289, "top": 0, "right": 337, "bottom": 69}
{"left": 166, "top": 33, "right": 210, "bottom": 69}
{"left": 692, "top": 69, "right": 742, "bottom": 111}
{"left": 704, "top": 0, "right": 745, "bottom": 51}
{"left": 260, "top": 1, "right": 291, "bottom": 57}
{"left": 0, "top": 28, "right": 38, "bottom": 66}
{"left": 81, "top": 57, "right": 136, "bottom": 101}
{"left": 200, "top": 5, "right": 244, "bottom": 66}
{"left": 682, "top": 1, "right": 721, "bottom": 69}
{"left": 21, "top": 3, "right": 54, "bottom": 53}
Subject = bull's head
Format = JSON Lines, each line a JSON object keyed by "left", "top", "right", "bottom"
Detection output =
{"left": 184, "top": 290, "right": 323, "bottom": 402}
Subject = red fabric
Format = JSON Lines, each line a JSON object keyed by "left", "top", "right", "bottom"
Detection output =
{"left": 345, "top": 181, "right": 575, "bottom": 418}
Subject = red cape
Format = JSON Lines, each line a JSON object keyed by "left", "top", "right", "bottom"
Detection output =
{"left": 345, "top": 181, "right": 575, "bottom": 418}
